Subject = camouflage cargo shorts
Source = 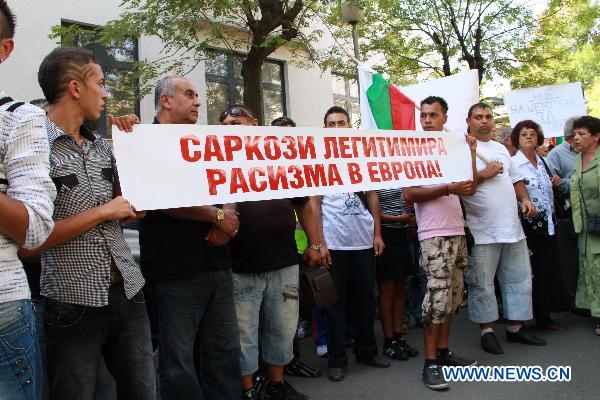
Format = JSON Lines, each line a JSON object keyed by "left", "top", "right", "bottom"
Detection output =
{"left": 420, "top": 235, "right": 468, "bottom": 324}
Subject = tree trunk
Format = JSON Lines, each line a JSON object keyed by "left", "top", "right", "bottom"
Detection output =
{"left": 241, "top": 54, "right": 265, "bottom": 123}
{"left": 473, "top": 27, "right": 485, "bottom": 83}
{"left": 441, "top": 49, "right": 452, "bottom": 76}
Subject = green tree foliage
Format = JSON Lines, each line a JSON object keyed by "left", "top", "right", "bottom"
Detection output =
{"left": 510, "top": 0, "right": 600, "bottom": 115}
{"left": 327, "top": 0, "right": 535, "bottom": 85}
{"left": 51, "top": 0, "right": 324, "bottom": 119}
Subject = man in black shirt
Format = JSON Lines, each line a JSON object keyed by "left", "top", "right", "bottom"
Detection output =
{"left": 220, "top": 105, "right": 322, "bottom": 400}
{"left": 116, "top": 76, "right": 242, "bottom": 400}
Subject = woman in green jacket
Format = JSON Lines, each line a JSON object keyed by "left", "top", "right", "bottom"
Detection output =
{"left": 569, "top": 116, "right": 600, "bottom": 336}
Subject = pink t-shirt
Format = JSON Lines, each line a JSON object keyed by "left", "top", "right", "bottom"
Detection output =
{"left": 414, "top": 185, "right": 465, "bottom": 241}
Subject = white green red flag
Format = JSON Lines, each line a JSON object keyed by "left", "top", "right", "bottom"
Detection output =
{"left": 358, "top": 64, "right": 416, "bottom": 131}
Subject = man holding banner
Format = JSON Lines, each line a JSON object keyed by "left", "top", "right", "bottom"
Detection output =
{"left": 462, "top": 103, "right": 546, "bottom": 355}
{"left": 404, "top": 96, "right": 478, "bottom": 391}
{"left": 135, "top": 76, "right": 242, "bottom": 400}
{"left": 219, "top": 104, "right": 320, "bottom": 400}
{"left": 312, "top": 106, "right": 390, "bottom": 383}
{"left": 30, "top": 47, "right": 156, "bottom": 399}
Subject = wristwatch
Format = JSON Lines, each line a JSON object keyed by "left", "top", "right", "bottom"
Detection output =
{"left": 216, "top": 208, "right": 225, "bottom": 224}
{"left": 309, "top": 244, "right": 323, "bottom": 251}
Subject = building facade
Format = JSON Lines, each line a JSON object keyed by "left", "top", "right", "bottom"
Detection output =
{"left": 0, "top": 0, "right": 359, "bottom": 135}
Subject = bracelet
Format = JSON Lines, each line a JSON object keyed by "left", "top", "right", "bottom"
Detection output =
{"left": 309, "top": 244, "right": 323, "bottom": 251}
{"left": 216, "top": 208, "right": 225, "bottom": 224}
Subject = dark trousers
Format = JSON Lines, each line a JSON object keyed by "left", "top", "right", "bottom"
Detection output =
{"left": 324, "top": 249, "right": 377, "bottom": 368}
{"left": 556, "top": 214, "right": 579, "bottom": 308}
{"left": 404, "top": 233, "right": 426, "bottom": 324}
{"left": 152, "top": 270, "right": 241, "bottom": 400}
{"left": 527, "top": 234, "right": 569, "bottom": 319}
{"left": 45, "top": 285, "right": 156, "bottom": 400}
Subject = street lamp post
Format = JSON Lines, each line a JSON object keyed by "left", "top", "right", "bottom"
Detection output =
{"left": 341, "top": 2, "right": 365, "bottom": 61}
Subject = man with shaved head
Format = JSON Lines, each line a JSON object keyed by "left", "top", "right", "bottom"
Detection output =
{"left": 21, "top": 46, "right": 156, "bottom": 399}
{"left": 0, "top": 1, "right": 56, "bottom": 398}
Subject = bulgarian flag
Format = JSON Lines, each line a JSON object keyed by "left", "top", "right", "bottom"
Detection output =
{"left": 358, "top": 64, "right": 416, "bottom": 131}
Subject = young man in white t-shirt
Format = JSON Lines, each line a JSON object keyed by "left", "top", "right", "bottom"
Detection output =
{"left": 404, "top": 96, "right": 478, "bottom": 391}
{"left": 311, "top": 106, "right": 389, "bottom": 383}
{"left": 462, "top": 103, "right": 546, "bottom": 354}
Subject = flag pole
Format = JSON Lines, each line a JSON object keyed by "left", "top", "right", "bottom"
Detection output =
{"left": 349, "top": 56, "right": 490, "bottom": 164}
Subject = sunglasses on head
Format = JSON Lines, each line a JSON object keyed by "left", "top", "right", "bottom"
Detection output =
{"left": 219, "top": 106, "right": 256, "bottom": 123}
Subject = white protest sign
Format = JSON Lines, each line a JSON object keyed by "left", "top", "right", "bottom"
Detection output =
{"left": 504, "top": 82, "right": 587, "bottom": 138}
{"left": 112, "top": 125, "right": 473, "bottom": 210}
{"left": 401, "top": 70, "right": 480, "bottom": 134}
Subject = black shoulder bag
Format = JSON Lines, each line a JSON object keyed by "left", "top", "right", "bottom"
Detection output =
{"left": 540, "top": 157, "right": 569, "bottom": 219}
{"left": 577, "top": 175, "right": 600, "bottom": 234}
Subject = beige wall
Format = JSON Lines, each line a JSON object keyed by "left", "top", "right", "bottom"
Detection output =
{"left": 0, "top": 0, "right": 337, "bottom": 127}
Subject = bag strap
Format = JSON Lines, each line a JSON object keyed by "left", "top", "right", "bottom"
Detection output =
{"left": 0, "top": 97, "right": 24, "bottom": 111}
{"left": 0, "top": 96, "right": 14, "bottom": 107}
{"left": 577, "top": 170, "right": 589, "bottom": 217}
{"left": 540, "top": 157, "right": 553, "bottom": 178}
{"left": 7, "top": 102, "right": 24, "bottom": 112}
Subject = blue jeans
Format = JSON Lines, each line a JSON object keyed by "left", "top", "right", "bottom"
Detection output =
{"left": 313, "top": 309, "right": 328, "bottom": 347}
{"left": 44, "top": 285, "right": 156, "bottom": 400}
{"left": 465, "top": 239, "right": 533, "bottom": 323}
{"left": 152, "top": 270, "right": 241, "bottom": 400}
{"left": 233, "top": 265, "right": 299, "bottom": 375}
{"left": 0, "top": 300, "right": 42, "bottom": 400}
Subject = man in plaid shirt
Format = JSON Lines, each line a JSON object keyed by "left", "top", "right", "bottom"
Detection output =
{"left": 21, "top": 47, "right": 156, "bottom": 399}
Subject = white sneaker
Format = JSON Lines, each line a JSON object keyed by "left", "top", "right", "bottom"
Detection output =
{"left": 316, "top": 345, "right": 328, "bottom": 357}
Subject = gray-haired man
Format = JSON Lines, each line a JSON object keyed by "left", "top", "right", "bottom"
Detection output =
{"left": 547, "top": 117, "right": 580, "bottom": 193}
{"left": 113, "top": 75, "right": 242, "bottom": 400}
{"left": 547, "top": 116, "right": 581, "bottom": 310}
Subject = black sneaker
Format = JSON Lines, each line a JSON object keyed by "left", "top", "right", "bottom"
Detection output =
{"left": 264, "top": 380, "right": 310, "bottom": 400}
{"left": 254, "top": 372, "right": 268, "bottom": 397}
{"left": 437, "top": 351, "right": 477, "bottom": 367}
{"left": 242, "top": 387, "right": 261, "bottom": 400}
{"left": 383, "top": 341, "right": 408, "bottom": 361}
{"left": 421, "top": 364, "right": 449, "bottom": 391}
{"left": 284, "top": 358, "right": 322, "bottom": 378}
{"left": 396, "top": 337, "right": 419, "bottom": 357}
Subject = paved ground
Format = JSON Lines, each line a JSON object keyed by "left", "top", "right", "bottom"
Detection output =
{"left": 124, "top": 230, "right": 597, "bottom": 399}
{"left": 289, "top": 310, "right": 599, "bottom": 400}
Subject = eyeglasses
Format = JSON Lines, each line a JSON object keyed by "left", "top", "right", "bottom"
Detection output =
{"left": 219, "top": 106, "right": 256, "bottom": 123}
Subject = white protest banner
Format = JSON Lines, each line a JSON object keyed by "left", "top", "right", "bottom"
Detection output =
{"left": 400, "top": 70, "right": 480, "bottom": 134}
{"left": 112, "top": 125, "right": 473, "bottom": 210}
{"left": 504, "top": 82, "right": 587, "bottom": 138}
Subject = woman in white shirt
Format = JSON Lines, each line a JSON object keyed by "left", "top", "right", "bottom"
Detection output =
{"left": 511, "top": 120, "right": 570, "bottom": 331}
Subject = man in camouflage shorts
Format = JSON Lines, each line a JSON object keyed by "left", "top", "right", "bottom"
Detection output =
{"left": 420, "top": 237, "right": 467, "bottom": 324}
{"left": 404, "top": 96, "right": 478, "bottom": 391}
